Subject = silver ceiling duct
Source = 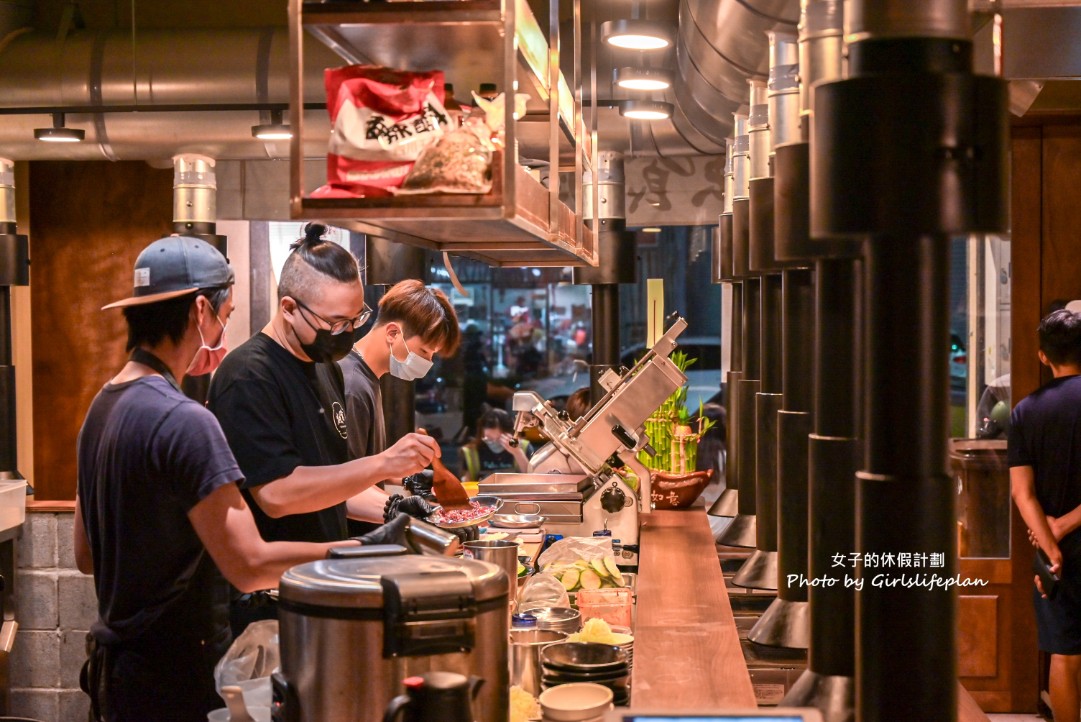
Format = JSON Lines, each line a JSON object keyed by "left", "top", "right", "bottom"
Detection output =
{"left": 678, "top": 0, "right": 799, "bottom": 141}
{"left": 0, "top": 27, "right": 340, "bottom": 161}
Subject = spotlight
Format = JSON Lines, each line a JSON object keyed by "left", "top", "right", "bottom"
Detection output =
{"left": 618, "top": 100, "right": 674, "bottom": 121}
{"left": 34, "top": 113, "right": 84, "bottom": 143}
{"left": 252, "top": 110, "right": 293, "bottom": 140}
{"left": 615, "top": 67, "right": 673, "bottom": 91}
{"left": 601, "top": 19, "right": 672, "bottom": 50}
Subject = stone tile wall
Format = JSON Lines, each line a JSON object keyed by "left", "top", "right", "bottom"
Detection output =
{"left": 12, "top": 511, "right": 94, "bottom": 721}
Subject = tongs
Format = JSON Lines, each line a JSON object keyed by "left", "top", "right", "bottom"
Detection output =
{"left": 417, "top": 428, "right": 472, "bottom": 510}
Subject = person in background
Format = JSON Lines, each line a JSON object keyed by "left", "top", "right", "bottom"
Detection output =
{"left": 564, "top": 386, "right": 591, "bottom": 422}
{"left": 459, "top": 323, "right": 515, "bottom": 440}
{"left": 523, "top": 387, "right": 592, "bottom": 475}
{"left": 340, "top": 279, "right": 461, "bottom": 531}
{"left": 1009, "top": 308, "right": 1081, "bottom": 722}
{"left": 207, "top": 224, "right": 442, "bottom": 632}
{"left": 460, "top": 407, "right": 532, "bottom": 481}
{"left": 74, "top": 236, "right": 359, "bottom": 722}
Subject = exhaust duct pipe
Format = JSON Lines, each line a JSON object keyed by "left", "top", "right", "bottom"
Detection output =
{"left": 709, "top": 137, "right": 740, "bottom": 519}
{"left": 717, "top": 112, "right": 758, "bottom": 549}
{"left": 0, "top": 28, "right": 337, "bottom": 161}
{"left": 811, "top": 0, "right": 1007, "bottom": 718}
{"left": 746, "top": 27, "right": 814, "bottom": 648}
{"left": 779, "top": 1, "right": 857, "bottom": 716}
{"left": 733, "top": 78, "right": 781, "bottom": 592}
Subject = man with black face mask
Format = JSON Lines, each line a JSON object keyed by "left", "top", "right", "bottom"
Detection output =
{"left": 208, "top": 224, "right": 442, "bottom": 632}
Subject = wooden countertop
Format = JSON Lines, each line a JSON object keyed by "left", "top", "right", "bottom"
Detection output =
{"left": 631, "top": 508, "right": 757, "bottom": 709}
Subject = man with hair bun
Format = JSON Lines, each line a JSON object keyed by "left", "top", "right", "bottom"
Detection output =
{"left": 1010, "top": 307, "right": 1081, "bottom": 722}
{"left": 340, "top": 279, "right": 462, "bottom": 526}
{"left": 208, "top": 224, "right": 443, "bottom": 631}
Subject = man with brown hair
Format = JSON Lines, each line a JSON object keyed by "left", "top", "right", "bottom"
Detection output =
{"left": 340, "top": 279, "right": 461, "bottom": 523}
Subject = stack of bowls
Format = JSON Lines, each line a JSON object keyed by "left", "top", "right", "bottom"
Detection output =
{"left": 540, "top": 642, "right": 630, "bottom": 706}
{"left": 521, "top": 606, "right": 582, "bottom": 634}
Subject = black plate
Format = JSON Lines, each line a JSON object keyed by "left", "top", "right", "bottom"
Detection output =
{"left": 541, "top": 642, "right": 626, "bottom": 673}
{"left": 542, "top": 669, "right": 629, "bottom": 685}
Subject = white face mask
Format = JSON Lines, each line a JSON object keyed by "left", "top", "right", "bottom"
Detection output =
{"left": 388, "top": 334, "right": 434, "bottom": 381}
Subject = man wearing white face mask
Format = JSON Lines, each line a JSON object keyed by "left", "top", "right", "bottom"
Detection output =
{"left": 74, "top": 236, "right": 361, "bottom": 721}
{"left": 341, "top": 279, "right": 461, "bottom": 526}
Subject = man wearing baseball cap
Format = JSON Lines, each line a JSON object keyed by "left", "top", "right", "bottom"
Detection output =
{"left": 74, "top": 235, "right": 359, "bottom": 721}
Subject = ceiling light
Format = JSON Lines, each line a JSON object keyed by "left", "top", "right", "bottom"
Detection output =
{"left": 642, "top": 227, "right": 662, "bottom": 233}
{"left": 252, "top": 110, "right": 292, "bottom": 141}
{"left": 34, "top": 113, "right": 84, "bottom": 143}
{"left": 618, "top": 100, "right": 674, "bottom": 121}
{"left": 601, "top": 19, "right": 672, "bottom": 50}
{"left": 615, "top": 67, "right": 673, "bottom": 91}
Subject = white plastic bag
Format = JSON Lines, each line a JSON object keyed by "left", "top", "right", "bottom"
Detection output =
{"left": 536, "top": 537, "right": 625, "bottom": 594}
{"left": 214, "top": 620, "right": 279, "bottom": 710}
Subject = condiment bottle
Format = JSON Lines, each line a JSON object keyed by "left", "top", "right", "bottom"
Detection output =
{"left": 443, "top": 83, "right": 463, "bottom": 128}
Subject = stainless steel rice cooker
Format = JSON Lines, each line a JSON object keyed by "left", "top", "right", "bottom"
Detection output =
{"left": 272, "top": 555, "right": 509, "bottom": 722}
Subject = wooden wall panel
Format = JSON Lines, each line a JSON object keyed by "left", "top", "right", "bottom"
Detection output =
{"left": 28, "top": 161, "right": 173, "bottom": 500}
{"left": 958, "top": 595, "right": 999, "bottom": 678}
{"left": 1042, "top": 126, "right": 1081, "bottom": 314}
{"left": 1009, "top": 126, "right": 1043, "bottom": 403}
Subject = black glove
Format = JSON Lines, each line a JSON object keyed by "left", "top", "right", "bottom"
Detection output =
{"left": 403, "top": 469, "right": 435, "bottom": 498}
{"left": 353, "top": 513, "right": 412, "bottom": 547}
{"left": 383, "top": 493, "right": 436, "bottom": 523}
{"left": 450, "top": 524, "right": 480, "bottom": 543}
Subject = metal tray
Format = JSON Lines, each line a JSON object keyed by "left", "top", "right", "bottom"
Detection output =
{"left": 478, "top": 472, "right": 593, "bottom": 495}
{"left": 427, "top": 495, "right": 503, "bottom": 529}
{"left": 490, "top": 512, "right": 545, "bottom": 529}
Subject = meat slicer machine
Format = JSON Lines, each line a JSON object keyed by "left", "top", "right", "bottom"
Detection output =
{"left": 478, "top": 317, "right": 690, "bottom": 565}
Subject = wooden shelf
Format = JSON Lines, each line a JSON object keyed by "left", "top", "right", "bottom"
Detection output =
{"left": 289, "top": 0, "right": 597, "bottom": 268}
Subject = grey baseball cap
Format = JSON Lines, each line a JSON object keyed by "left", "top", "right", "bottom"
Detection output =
{"left": 102, "top": 235, "right": 235, "bottom": 310}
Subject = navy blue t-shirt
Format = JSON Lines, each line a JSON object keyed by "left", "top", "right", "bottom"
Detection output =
{"left": 208, "top": 333, "right": 351, "bottom": 543}
{"left": 1008, "top": 374, "right": 1081, "bottom": 518}
{"left": 76, "top": 375, "right": 241, "bottom": 649}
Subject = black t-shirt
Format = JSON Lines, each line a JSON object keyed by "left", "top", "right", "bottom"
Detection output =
{"left": 339, "top": 350, "right": 386, "bottom": 460}
{"left": 1008, "top": 374, "right": 1081, "bottom": 519}
{"left": 76, "top": 376, "right": 240, "bottom": 650}
{"left": 208, "top": 333, "right": 350, "bottom": 543}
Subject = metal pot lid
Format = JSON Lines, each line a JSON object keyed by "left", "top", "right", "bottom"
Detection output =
{"left": 279, "top": 555, "right": 507, "bottom": 609}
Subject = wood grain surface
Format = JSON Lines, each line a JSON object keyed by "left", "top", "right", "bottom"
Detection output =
{"left": 28, "top": 161, "right": 173, "bottom": 500}
{"left": 631, "top": 509, "right": 757, "bottom": 709}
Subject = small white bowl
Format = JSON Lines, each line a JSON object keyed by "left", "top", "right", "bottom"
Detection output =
{"left": 538, "top": 682, "right": 614, "bottom": 721}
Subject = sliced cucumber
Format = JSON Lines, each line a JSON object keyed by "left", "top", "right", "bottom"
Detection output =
{"left": 603, "top": 557, "right": 622, "bottom": 582}
{"left": 579, "top": 569, "right": 602, "bottom": 591}
{"left": 560, "top": 568, "right": 581, "bottom": 591}
{"left": 590, "top": 559, "right": 608, "bottom": 578}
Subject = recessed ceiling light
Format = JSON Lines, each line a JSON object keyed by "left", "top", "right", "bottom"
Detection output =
{"left": 252, "top": 110, "right": 293, "bottom": 141}
{"left": 615, "top": 67, "right": 673, "bottom": 91}
{"left": 618, "top": 100, "right": 674, "bottom": 121}
{"left": 34, "top": 113, "right": 84, "bottom": 143}
{"left": 601, "top": 19, "right": 672, "bottom": 51}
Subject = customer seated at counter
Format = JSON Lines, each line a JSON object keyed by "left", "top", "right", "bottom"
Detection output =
{"left": 460, "top": 407, "right": 533, "bottom": 481}
{"left": 208, "top": 224, "right": 446, "bottom": 633}
{"left": 74, "top": 236, "right": 360, "bottom": 722}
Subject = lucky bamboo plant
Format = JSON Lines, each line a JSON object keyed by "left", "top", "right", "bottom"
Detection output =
{"left": 638, "top": 351, "right": 716, "bottom": 475}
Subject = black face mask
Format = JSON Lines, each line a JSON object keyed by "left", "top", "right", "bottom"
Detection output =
{"left": 299, "top": 326, "right": 355, "bottom": 364}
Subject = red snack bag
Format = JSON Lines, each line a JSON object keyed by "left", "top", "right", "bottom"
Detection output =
{"left": 314, "top": 65, "right": 450, "bottom": 198}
